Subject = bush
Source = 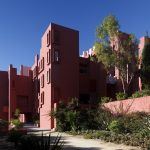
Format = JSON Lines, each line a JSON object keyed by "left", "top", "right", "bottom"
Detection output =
{"left": 116, "top": 92, "right": 127, "bottom": 100}
{"left": 7, "top": 129, "right": 25, "bottom": 147}
{"left": 108, "top": 120, "right": 124, "bottom": 133}
{"left": 18, "top": 133, "right": 63, "bottom": 150}
{"left": 132, "top": 89, "right": 150, "bottom": 98}
{"left": 82, "top": 130, "right": 150, "bottom": 148}
{"left": 100, "top": 97, "right": 112, "bottom": 103}
{"left": 11, "top": 119, "right": 23, "bottom": 129}
{"left": 0, "top": 119, "right": 8, "bottom": 135}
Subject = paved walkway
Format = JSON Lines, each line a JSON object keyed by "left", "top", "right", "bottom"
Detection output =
{"left": 50, "top": 132, "right": 141, "bottom": 150}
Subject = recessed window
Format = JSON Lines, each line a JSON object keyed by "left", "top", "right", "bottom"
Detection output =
{"left": 41, "top": 92, "right": 44, "bottom": 104}
{"left": 47, "top": 30, "right": 51, "bottom": 47}
{"left": 47, "top": 49, "right": 51, "bottom": 64}
{"left": 12, "top": 80, "right": 15, "bottom": 88}
{"left": 53, "top": 50, "right": 60, "bottom": 63}
{"left": 39, "top": 57, "right": 44, "bottom": 72}
{"left": 47, "top": 68, "right": 51, "bottom": 84}
{"left": 41, "top": 74, "right": 44, "bottom": 88}
{"left": 52, "top": 30, "right": 60, "bottom": 44}
{"left": 79, "top": 63, "right": 89, "bottom": 74}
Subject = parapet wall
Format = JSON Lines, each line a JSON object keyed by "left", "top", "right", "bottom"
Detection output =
{"left": 104, "top": 96, "right": 150, "bottom": 114}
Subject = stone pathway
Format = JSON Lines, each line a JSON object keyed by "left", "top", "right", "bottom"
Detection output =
{"left": 0, "top": 132, "right": 142, "bottom": 150}
{"left": 51, "top": 132, "right": 141, "bottom": 150}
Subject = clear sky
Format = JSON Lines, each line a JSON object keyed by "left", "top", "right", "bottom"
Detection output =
{"left": 0, "top": 0, "right": 150, "bottom": 70}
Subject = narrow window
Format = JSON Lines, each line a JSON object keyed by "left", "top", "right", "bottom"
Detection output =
{"left": 52, "top": 30, "right": 60, "bottom": 44}
{"left": 41, "top": 74, "right": 44, "bottom": 88}
{"left": 47, "top": 49, "right": 51, "bottom": 64}
{"left": 47, "top": 68, "right": 51, "bottom": 84}
{"left": 47, "top": 30, "right": 51, "bottom": 47}
{"left": 53, "top": 50, "right": 60, "bottom": 63}
{"left": 41, "top": 92, "right": 44, "bottom": 104}
{"left": 12, "top": 80, "right": 15, "bottom": 88}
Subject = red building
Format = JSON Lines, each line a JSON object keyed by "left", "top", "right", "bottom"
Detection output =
{"left": 31, "top": 23, "right": 107, "bottom": 129}
{"left": 0, "top": 23, "right": 145, "bottom": 129}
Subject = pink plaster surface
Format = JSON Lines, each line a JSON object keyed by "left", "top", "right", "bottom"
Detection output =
{"left": 104, "top": 96, "right": 150, "bottom": 114}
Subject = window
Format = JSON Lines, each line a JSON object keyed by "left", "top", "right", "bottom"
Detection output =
{"left": 47, "top": 68, "right": 51, "bottom": 84}
{"left": 41, "top": 74, "right": 44, "bottom": 88}
{"left": 89, "top": 79, "right": 97, "bottom": 92}
{"left": 47, "top": 49, "right": 51, "bottom": 64}
{"left": 41, "top": 57, "right": 44, "bottom": 70}
{"left": 33, "top": 67, "right": 38, "bottom": 77}
{"left": 79, "top": 63, "right": 89, "bottom": 74}
{"left": 12, "top": 80, "right": 15, "bottom": 88}
{"left": 53, "top": 50, "right": 60, "bottom": 63}
{"left": 16, "top": 96, "right": 28, "bottom": 111}
{"left": 52, "top": 30, "right": 60, "bottom": 44}
{"left": 47, "top": 30, "right": 51, "bottom": 47}
{"left": 39, "top": 57, "right": 44, "bottom": 73}
{"left": 79, "top": 94, "right": 90, "bottom": 104}
{"left": 41, "top": 92, "right": 44, "bottom": 104}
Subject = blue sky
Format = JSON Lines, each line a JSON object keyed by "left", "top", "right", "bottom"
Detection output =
{"left": 0, "top": 0, "right": 150, "bottom": 70}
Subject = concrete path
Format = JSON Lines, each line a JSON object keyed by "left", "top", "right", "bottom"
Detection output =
{"left": 50, "top": 132, "right": 141, "bottom": 150}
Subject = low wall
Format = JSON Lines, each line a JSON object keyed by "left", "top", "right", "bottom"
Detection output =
{"left": 104, "top": 96, "right": 150, "bottom": 114}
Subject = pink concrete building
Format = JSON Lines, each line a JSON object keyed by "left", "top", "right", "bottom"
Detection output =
{"left": 0, "top": 64, "right": 35, "bottom": 123}
{"left": 0, "top": 23, "right": 107, "bottom": 129}
{"left": 0, "top": 23, "right": 149, "bottom": 130}
{"left": 32, "top": 23, "right": 107, "bottom": 129}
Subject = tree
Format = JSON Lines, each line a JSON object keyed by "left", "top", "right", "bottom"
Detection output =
{"left": 141, "top": 44, "right": 150, "bottom": 89}
{"left": 95, "top": 14, "right": 138, "bottom": 94}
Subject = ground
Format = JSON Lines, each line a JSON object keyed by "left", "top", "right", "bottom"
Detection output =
{"left": 0, "top": 131, "right": 142, "bottom": 150}
{"left": 51, "top": 132, "right": 141, "bottom": 150}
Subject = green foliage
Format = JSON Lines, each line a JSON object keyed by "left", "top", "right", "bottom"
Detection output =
{"left": 0, "top": 119, "right": 8, "bottom": 135}
{"left": 100, "top": 97, "right": 112, "bottom": 103}
{"left": 7, "top": 129, "right": 25, "bottom": 147}
{"left": 116, "top": 92, "right": 127, "bottom": 100}
{"left": 51, "top": 98, "right": 113, "bottom": 132}
{"left": 82, "top": 130, "right": 150, "bottom": 148}
{"left": 0, "top": 119, "right": 8, "bottom": 128}
{"left": 18, "top": 133, "right": 63, "bottom": 150}
{"left": 95, "top": 14, "right": 138, "bottom": 94}
{"left": 8, "top": 131, "right": 63, "bottom": 150}
{"left": 132, "top": 89, "right": 150, "bottom": 98}
{"left": 94, "top": 106, "right": 113, "bottom": 130}
{"left": 14, "top": 108, "right": 20, "bottom": 119}
{"left": 11, "top": 119, "right": 23, "bottom": 129}
{"left": 141, "top": 43, "right": 150, "bottom": 88}
{"left": 108, "top": 120, "right": 124, "bottom": 133}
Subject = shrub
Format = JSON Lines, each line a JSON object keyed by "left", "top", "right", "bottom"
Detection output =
{"left": 132, "top": 89, "right": 150, "bottom": 98}
{"left": 100, "top": 97, "right": 112, "bottom": 103}
{"left": 108, "top": 120, "right": 124, "bottom": 133}
{"left": 18, "top": 133, "right": 63, "bottom": 150}
{"left": 94, "top": 106, "right": 114, "bottom": 130}
{"left": 0, "top": 119, "right": 8, "bottom": 135}
{"left": 7, "top": 129, "right": 25, "bottom": 147}
{"left": 11, "top": 119, "right": 23, "bottom": 129}
{"left": 116, "top": 92, "right": 127, "bottom": 100}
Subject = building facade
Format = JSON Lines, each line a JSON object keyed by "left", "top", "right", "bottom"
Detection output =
{"left": 0, "top": 23, "right": 146, "bottom": 129}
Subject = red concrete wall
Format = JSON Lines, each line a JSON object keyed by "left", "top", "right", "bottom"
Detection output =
{"left": 79, "top": 57, "right": 106, "bottom": 104}
{"left": 0, "top": 71, "right": 8, "bottom": 120}
{"left": 39, "top": 23, "right": 79, "bottom": 129}
{"left": 8, "top": 65, "right": 34, "bottom": 122}
{"left": 104, "top": 96, "right": 150, "bottom": 114}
